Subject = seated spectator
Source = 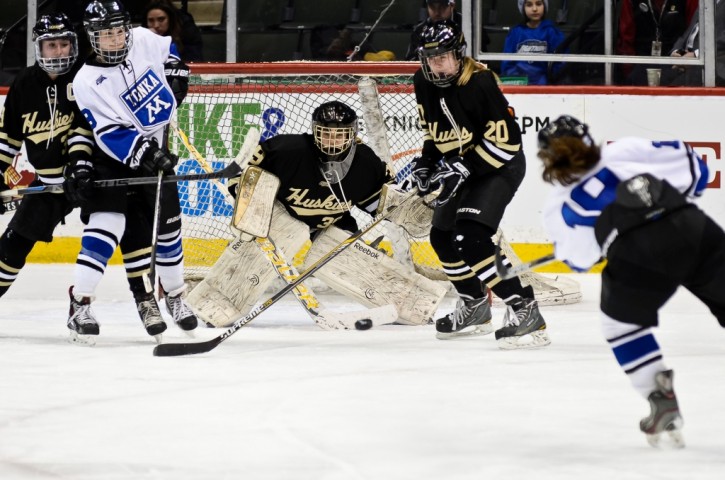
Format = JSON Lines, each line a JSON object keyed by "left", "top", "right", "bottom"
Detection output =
{"left": 616, "top": 0, "right": 698, "bottom": 85}
{"left": 667, "top": 0, "right": 725, "bottom": 86}
{"left": 501, "top": 0, "right": 566, "bottom": 85}
{"left": 143, "top": 0, "right": 203, "bottom": 62}
{"left": 310, "top": 26, "right": 395, "bottom": 61}
{"left": 405, "top": 0, "right": 488, "bottom": 60}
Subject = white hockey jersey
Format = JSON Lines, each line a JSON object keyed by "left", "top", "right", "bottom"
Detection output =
{"left": 73, "top": 27, "right": 179, "bottom": 168}
{"left": 543, "top": 137, "right": 709, "bottom": 271}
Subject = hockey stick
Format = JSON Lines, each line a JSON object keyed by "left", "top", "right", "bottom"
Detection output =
{"left": 152, "top": 189, "right": 419, "bottom": 356}
{"left": 0, "top": 163, "right": 242, "bottom": 199}
{"left": 494, "top": 243, "right": 557, "bottom": 281}
{"left": 173, "top": 124, "right": 397, "bottom": 330}
{"left": 149, "top": 124, "right": 171, "bottom": 286}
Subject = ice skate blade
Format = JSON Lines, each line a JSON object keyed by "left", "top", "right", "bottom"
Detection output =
{"left": 68, "top": 331, "right": 97, "bottom": 347}
{"left": 180, "top": 328, "right": 197, "bottom": 339}
{"left": 646, "top": 429, "right": 685, "bottom": 449}
{"left": 497, "top": 330, "right": 551, "bottom": 350}
{"left": 436, "top": 323, "right": 494, "bottom": 340}
{"left": 153, "top": 333, "right": 164, "bottom": 344}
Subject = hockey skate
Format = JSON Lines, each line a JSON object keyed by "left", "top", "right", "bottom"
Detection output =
{"left": 67, "top": 286, "right": 100, "bottom": 346}
{"left": 164, "top": 288, "right": 199, "bottom": 333}
{"left": 435, "top": 292, "right": 493, "bottom": 339}
{"left": 134, "top": 293, "right": 167, "bottom": 342}
{"left": 640, "top": 369, "right": 685, "bottom": 449}
{"left": 494, "top": 296, "right": 551, "bottom": 349}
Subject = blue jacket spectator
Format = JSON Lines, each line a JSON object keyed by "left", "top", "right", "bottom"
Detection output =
{"left": 501, "top": 0, "right": 565, "bottom": 85}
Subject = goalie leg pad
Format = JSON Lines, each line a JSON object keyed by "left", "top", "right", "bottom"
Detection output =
{"left": 187, "top": 202, "right": 310, "bottom": 327}
{"left": 305, "top": 226, "right": 448, "bottom": 325}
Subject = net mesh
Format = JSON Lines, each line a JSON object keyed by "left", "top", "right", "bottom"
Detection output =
{"left": 174, "top": 63, "right": 422, "bottom": 281}
{"left": 174, "top": 62, "right": 580, "bottom": 305}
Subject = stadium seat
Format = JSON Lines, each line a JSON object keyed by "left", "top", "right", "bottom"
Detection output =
{"left": 355, "top": 0, "right": 425, "bottom": 28}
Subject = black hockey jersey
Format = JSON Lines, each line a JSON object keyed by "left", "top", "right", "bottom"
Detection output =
{"left": 245, "top": 134, "right": 392, "bottom": 232}
{"left": 414, "top": 68, "right": 522, "bottom": 176}
{"left": 0, "top": 62, "right": 92, "bottom": 186}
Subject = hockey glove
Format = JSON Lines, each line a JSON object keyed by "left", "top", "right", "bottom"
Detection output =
{"left": 164, "top": 60, "right": 190, "bottom": 104}
{"left": 401, "top": 155, "right": 435, "bottom": 195}
{"left": 63, "top": 160, "right": 95, "bottom": 206}
{"left": 132, "top": 139, "right": 179, "bottom": 175}
{"left": 430, "top": 156, "right": 472, "bottom": 207}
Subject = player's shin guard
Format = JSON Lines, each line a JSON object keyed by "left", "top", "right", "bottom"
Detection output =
{"left": 73, "top": 212, "right": 125, "bottom": 296}
{"left": 600, "top": 314, "right": 682, "bottom": 448}
{"left": 0, "top": 229, "right": 35, "bottom": 298}
{"left": 155, "top": 229, "right": 186, "bottom": 293}
{"left": 601, "top": 313, "right": 666, "bottom": 397}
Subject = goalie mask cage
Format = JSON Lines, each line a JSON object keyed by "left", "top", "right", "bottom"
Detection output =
{"left": 176, "top": 62, "right": 581, "bottom": 306}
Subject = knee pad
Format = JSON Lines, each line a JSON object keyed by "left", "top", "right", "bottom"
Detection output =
{"left": 451, "top": 221, "right": 497, "bottom": 262}
{"left": 0, "top": 229, "right": 35, "bottom": 269}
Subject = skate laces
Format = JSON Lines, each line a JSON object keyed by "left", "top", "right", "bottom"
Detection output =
{"left": 137, "top": 297, "right": 163, "bottom": 326}
{"left": 70, "top": 304, "right": 95, "bottom": 326}
{"left": 504, "top": 298, "right": 534, "bottom": 327}
{"left": 450, "top": 296, "right": 486, "bottom": 326}
{"left": 450, "top": 299, "right": 469, "bottom": 326}
{"left": 167, "top": 294, "right": 194, "bottom": 323}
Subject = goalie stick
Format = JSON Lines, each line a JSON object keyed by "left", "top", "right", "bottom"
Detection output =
{"left": 152, "top": 189, "right": 419, "bottom": 356}
{"left": 494, "top": 244, "right": 557, "bottom": 281}
{"left": 0, "top": 163, "right": 242, "bottom": 199}
{"left": 173, "top": 124, "right": 397, "bottom": 330}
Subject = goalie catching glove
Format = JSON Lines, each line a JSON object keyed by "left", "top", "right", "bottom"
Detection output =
{"left": 164, "top": 60, "right": 190, "bottom": 104}
{"left": 63, "top": 160, "right": 95, "bottom": 206}
{"left": 431, "top": 156, "right": 472, "bottom": 207}
{"left": 131, "top": 139, "right": 178, "bottom": 175}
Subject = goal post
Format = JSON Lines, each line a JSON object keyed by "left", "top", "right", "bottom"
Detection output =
{"left": 174, "top": 62, "right": 581, "bottom": 305}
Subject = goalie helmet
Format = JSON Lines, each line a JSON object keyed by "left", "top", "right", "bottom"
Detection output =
{"left": 417, "top": 20, "right": 466, "bottom": 87}
{"left": 311, "top": 100, "right": 358, "bottom": 161}
{"left": 32, "top": 13, "right": 78, "bottom": 75}
{"left": 537, "top": 115, "right": 594, "bottom": 153}
{"left": 84, "top": 0, "right": 133, "bottom": 65}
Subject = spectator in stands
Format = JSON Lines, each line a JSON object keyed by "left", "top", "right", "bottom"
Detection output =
{"left": 501, "top": 0, "right": 566, "bottom": 85}
{"left": 668, "top": 0, "right": 725, "bottom": 86}
{"left": 143, "top": 0, "right": 203, "bottom": 62}
{"left": 311, "top": 26, "right": 395, "bottom": 61}
{"left": 616, "top": 0, "right": 698, "bottom": 85}
{"left": 405, "top": 0, "right": 489, "bottom": 61}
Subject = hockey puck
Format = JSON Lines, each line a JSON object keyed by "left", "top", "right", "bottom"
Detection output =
{"left": 354, "top": 319, "right": 373, "bottom": 330}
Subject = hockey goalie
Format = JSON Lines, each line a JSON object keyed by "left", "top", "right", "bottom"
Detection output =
{"left": 186, "top": 101, "right": 447, "bottom": 330}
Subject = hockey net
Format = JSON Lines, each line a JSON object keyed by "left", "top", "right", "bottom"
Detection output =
{"left": 174, "top": 62, "right": 581, "bottom": 306}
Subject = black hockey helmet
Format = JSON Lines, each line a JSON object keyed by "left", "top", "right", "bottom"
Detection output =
{"left": 538, "top": 115, "right": 594, "bottom": 152}
{"left": 84, "top": 0, "right": 132, "bottom": 65}
{"left": 32, "top": 13, "right": 78, "bottom": 75}
{"left": 311, "top": 101, "right": 359, "bottom": 164}
{"left": 417, "top": 19, "right": 466, "bottom": 87}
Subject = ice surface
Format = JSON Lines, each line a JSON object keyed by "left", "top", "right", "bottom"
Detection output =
{"left": 1, "top": 265, "right": 723, "bottom": 480}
